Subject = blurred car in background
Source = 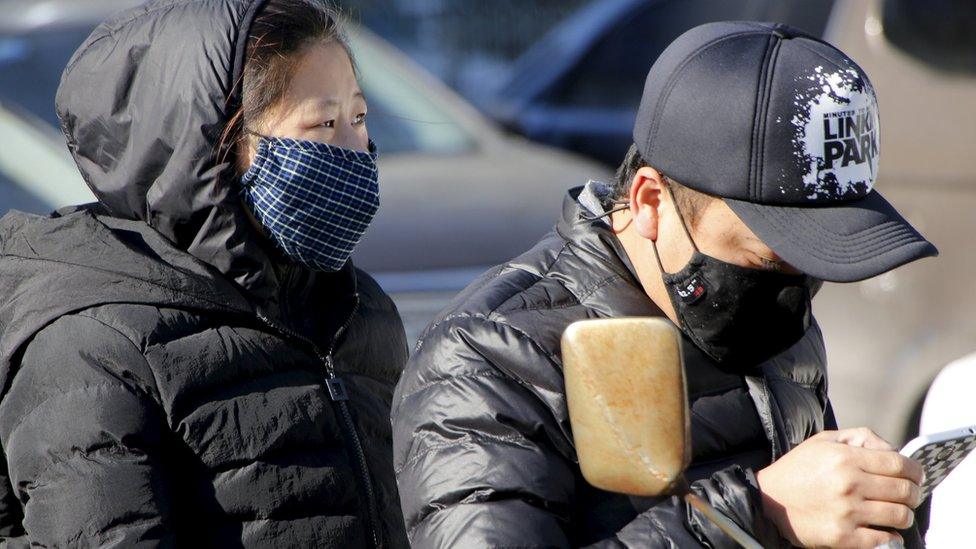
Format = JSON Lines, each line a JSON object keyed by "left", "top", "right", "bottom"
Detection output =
{"left": 813, "top": 0, "right": 976, "bottom": 445}
{"left": 0, "top": 0, "right": 610, "bottom": 345}
{"left": 484, "top": 0, "right": 836, "bottom": 166}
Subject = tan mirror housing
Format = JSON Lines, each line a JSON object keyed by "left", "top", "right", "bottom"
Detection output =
{"left": 562, "top": 318, "right": 762, "bottom": 549}
{"left": 562, "top": 317, "right": 689, "bottom": 496}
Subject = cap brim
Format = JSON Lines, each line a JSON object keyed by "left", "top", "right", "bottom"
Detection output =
{"left": 725, "top": 190, "right": 938, "bottom": 282}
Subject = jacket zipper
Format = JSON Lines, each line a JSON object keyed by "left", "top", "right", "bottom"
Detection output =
{"left": 745, "top": 375, "right": 781, "bottom": 462}
{"left": 256, "top": 295, "right": 383, "bottom": 548}
{"left": 761, "top": 374, "right": 784, "bottom": 461}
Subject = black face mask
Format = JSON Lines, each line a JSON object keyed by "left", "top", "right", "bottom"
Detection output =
{"left": 654, "top": 197, "right": 813, "bottom": 367}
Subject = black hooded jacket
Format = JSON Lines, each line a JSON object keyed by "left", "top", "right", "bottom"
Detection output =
{"left": 0, "top": 0, "right": 408, "bottom": 546}
{"left": 392, "top": 188, "right": 835, "bottom": 548}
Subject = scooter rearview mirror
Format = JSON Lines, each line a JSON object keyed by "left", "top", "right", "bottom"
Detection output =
{"left": 562, "top": 317, "right": 689, "bottom": 496}
{"left": 562, "top": 318, "right": 762, "bottom": 549}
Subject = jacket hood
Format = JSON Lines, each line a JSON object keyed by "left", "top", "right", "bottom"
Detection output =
{"left": 55, "top": 0, "right": 276, "bottom": 297}
{"left": 0, "top": 205, "right": 254, "bottom": 394}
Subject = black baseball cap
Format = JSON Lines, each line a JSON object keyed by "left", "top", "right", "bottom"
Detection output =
{"left": 633, "top": 21, "right": 937, "bottom": 282}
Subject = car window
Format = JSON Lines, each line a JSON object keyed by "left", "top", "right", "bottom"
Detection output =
{"left": 882, "top": 0, "right": 976, "bottom": 74}
{"left": 351, "top": 35, "right": 477, "bottom": 156}
{"left": 0, "top": 104, "right": 94, "bottom": 214}
{"left": 545, "top": 0, "right": 836, "bottom": 109}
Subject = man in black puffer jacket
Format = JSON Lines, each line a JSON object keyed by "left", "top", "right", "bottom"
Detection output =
{"left": 0, "top": 0, "right": 408, "bottom": 545}
{"left": 392, "top": 22, "right": 936, "bottom": 548}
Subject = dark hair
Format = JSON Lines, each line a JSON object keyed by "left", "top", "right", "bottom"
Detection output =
{"left": 218, "top": 0, "right": 352, "bottom": 174}
{"left": 612, "top": 144, "right": 714, "bottom": 227}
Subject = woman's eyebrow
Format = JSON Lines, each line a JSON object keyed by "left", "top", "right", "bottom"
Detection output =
{"left": 314, "top": 91, "right": 365, "bottom": 108}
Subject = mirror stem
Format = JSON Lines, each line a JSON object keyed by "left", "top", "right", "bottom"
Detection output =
{"left": 675, "top": 477, "right": 764, "bottom": 549}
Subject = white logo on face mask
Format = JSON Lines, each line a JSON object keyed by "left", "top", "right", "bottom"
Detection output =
{"left": 790, "top": 66, "right": 880, "bottom": 199}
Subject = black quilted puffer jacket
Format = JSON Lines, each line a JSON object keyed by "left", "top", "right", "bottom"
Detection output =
{"left": 392, "top": 187, "right": 838, "bottom": 548}
{"left": 0, "top": 0, "right": 408, "bottom": 546}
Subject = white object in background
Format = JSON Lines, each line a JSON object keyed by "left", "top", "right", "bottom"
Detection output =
{"left": 920, "top": 352, "right": 976, "bottom": 548}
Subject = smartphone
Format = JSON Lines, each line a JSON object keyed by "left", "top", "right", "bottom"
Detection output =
{"left": 900, "top": 425, "right": 976, "bottom": 499}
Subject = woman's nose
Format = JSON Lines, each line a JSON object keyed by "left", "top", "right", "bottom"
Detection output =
{"left": 332, "top": 120, "right": 369, "bottom": 152}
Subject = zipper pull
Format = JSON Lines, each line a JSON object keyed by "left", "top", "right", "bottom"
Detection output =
{"left": 326, "top": 377, "right": 349, "bottom": 401}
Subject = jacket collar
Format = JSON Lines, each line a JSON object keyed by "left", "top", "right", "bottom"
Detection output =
{"left": 553, "top": 185, "right": 664, "bottom": 319}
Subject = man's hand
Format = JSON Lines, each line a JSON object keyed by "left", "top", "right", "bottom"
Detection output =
{"left": 756, "top": 428, "right": 924, "bottom": 548}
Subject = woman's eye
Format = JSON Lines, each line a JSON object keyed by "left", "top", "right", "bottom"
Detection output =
{"left": 321, "top": 120, "right": 336, "bottom": 129}
{"left": 354, "top": 113, "right": 367, "bottom": 126}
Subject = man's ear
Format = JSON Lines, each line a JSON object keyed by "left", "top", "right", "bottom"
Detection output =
{"left": 629, "top": 166, "right": 666, "bottom": 241}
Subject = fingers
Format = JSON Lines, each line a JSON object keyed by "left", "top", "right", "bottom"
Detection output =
{"left": 836, "top": 427, "right": 895, "bottom": 451}
{"left": 855, "top": 500, "right": 915, "bottom": 530}
{"left": 853, "top": 447, "right": 925, "bottom": 484}
{"left": 859, "top": 475, "right": 923, "bottom": 508}
{"left": 811, "top": 429, "right": 842, "bottom": 442}
{"left": 851, "top": 527, "right": 903, "bottom": 549}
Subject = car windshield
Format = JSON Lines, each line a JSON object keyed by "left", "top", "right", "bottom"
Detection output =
{"left": 882, "top": 0, "right": 976, "bottom": 74}
{"left": 0, "top": 26, "right": 476, "bottom": 158}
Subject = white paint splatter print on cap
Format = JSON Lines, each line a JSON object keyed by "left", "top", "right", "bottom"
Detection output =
{"left": 791, "top": 66, "right": 880, "bottom": 199}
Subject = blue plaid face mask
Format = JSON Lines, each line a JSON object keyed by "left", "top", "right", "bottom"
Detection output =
{"left": 241, "top": 135, "right": 380, "bottom": 272}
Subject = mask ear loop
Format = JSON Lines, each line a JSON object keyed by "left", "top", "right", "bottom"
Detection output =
{"left": 577, "top": 177, "right": 702, "bottom": 276}
{"left": 662, "top": 180, "right": 699, "bottom": 253}
{"left": 652, "top": 178, "right": 700, "bottom": 275}
{"left": 578, "top": 200, "right": 631, "bottom": 222}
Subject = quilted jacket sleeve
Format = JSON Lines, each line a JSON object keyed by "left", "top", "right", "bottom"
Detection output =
{"left": 392, "top": 315, "right": 786, "bottom": 548}
{"left": 0, "top": 313, "right": 174, "bottom": 546}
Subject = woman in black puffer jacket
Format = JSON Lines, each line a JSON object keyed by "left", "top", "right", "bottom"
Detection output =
{"left": 0, "top": 0, "right": 408, "bottom": 546}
